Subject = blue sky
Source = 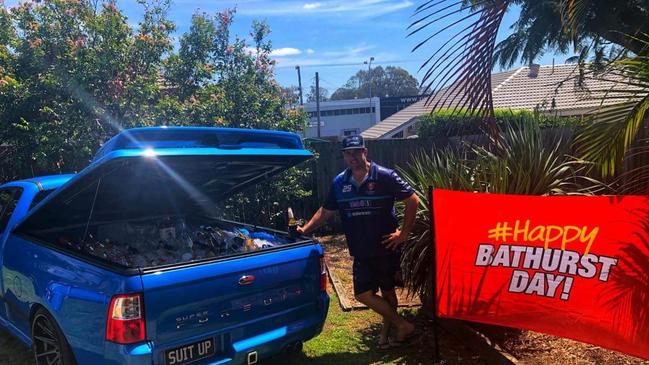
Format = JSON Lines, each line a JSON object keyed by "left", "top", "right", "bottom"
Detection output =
{"left": 8, "top": 0, "right": 568, "bottom": 93}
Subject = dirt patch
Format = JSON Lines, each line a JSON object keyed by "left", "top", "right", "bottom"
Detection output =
{"left": 318, "top": 234, "right": 421, "bottom": 310}
{"left": 473, "top": 323, "right": 649, "bottom": 365}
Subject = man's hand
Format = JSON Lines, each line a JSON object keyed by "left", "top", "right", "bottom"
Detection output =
{"left": 382, "top": 229, "right": 409, "bottom": 251}
{"left": 297, "top": 207, "right": 335, "bottom": 237}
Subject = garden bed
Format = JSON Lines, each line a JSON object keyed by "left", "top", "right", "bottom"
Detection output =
{"left": 473, "top": 323, "right": 649, "bottom": 365}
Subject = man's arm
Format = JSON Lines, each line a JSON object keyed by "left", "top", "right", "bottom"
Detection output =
{"left": 383, "top": 193, "right": 420, "bottom": 250}
{"left": 400, "top": 193, "right": 419, "bottom": 237}
{"left": 297, "top": 207, "right": 336, "bottom": 235}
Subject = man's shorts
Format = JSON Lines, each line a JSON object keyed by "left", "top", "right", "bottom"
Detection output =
{"left": 352, "top": 254, "right": 401, "bottom": 296}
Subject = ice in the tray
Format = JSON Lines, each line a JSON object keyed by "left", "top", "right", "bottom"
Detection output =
{"left": 60, "top": 218, "right": 288, "bottom": 268}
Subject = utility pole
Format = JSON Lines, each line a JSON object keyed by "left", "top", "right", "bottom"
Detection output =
{"left": 364, "top": 57, "right": 375, "bottom": 125}
{"left": 364, "top": 56, "right": 375, "bottom": 99}
{"left": 295, "top": 65, "right": 304, "bottom": 105}
{"left": 316, "top": 72, "right": 321, "bottom": 138}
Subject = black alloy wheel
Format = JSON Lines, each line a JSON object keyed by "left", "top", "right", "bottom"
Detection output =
{"left": 31, "top": 309, "right": 76, "bottom": 365}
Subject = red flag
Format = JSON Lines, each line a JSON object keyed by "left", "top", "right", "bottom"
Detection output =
{"left": 433, "top": 189, "right": 649, "bottom": 360}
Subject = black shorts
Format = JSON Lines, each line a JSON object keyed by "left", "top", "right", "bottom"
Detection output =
{"left": 352, "top": 254, "right": 401, "bottom": 296}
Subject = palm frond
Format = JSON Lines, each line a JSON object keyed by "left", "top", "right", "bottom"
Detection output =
{"left": 410, "top": 0, "right": 511, "bottom": 125}
{"left": 560, "top": 0, "right": 589, "bottom": 41}
{"left": 575, "top": 99, "right": 649, "bottom": 178}
{"left": 573, "top": 37, "right": 649, "bottom": 179}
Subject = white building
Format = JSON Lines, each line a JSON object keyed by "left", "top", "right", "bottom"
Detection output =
{"left": 304, "top": 98, "right": 380, "bottom": 139}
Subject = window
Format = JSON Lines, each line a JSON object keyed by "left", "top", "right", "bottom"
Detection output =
{"left": 0, "top": 188, "right": 22, "bottom": 233}
{"left": 342, "top": 128, "right": 360, "bottom": 137}
{"left": 392, "top": 131, "right": 404, "bottom": 138}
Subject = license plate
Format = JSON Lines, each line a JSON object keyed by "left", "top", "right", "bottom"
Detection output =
{"left": 165, "top": 338, "right": 215, "bottom": 365}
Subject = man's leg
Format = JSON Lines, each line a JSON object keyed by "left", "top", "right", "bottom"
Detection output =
{"left": 355, "top": 290, "right": 414, "bottom": 341}
{"left": 379, "top": 289, "right": 398, "bottom": 344}
{"left": 353, "top": 257, "right": 415, "bottom": 342}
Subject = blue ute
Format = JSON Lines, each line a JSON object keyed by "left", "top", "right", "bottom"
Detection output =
{"left": 0, "top": 127, "right": 329, "bottom": 365}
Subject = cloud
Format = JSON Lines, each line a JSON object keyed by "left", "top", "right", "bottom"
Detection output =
{"left": 307, "top": 48, "right": 315, "bottom": 54}
{"left": 270, "top": 47, "right": 302, "bottom": 57}
{"left": 244, "top": 47, "right": 303, "bottom": 57}
{"left": 303, "top": 2, "right": 322, "bottom": 10}
{"left": 238, "top": 0, "right": 414, "bottom": 19}
{"left": 272, "top": 43, "right": 399, "bottom": 70}
{"left": 322, "top": 44, "right": 375, "bottom": 58}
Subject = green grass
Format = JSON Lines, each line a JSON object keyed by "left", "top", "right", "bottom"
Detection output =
{"left": 266, "top": 292, "right": 438, "bottom": 365}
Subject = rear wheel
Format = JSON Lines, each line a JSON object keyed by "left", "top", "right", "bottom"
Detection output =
{"left": 31, "top": 309, "right": 77, "bottom": 365}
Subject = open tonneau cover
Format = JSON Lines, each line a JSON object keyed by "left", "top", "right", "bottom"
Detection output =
{"left": 13, "top": 127, "right": 313, "bottom": 271}
{"left": 16, "top": 127, "right": 311, "bottom": 231}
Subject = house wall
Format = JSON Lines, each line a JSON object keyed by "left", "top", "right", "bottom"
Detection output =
{"left": 304, "top": 98, "right": 381, "bottom": 139}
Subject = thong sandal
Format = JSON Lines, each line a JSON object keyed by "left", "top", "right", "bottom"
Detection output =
{"left": 391, "top": 330, "right": 418, "bottom": 348}
{"left": 377, "top": 340, "right": 395, "bottom": 351}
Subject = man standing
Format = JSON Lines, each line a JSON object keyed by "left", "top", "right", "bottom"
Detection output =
{"left": 298, "top": 135, "right": 419, "bottom": 348}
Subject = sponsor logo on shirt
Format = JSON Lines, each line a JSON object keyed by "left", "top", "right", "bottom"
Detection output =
{"left": 349, "top": 200, "right": 371, "bottom": 208}
{"left": 351, "top": 211, "right": 372, "bottom": 217}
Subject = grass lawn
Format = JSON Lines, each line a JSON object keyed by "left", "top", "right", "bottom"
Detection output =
{"left": 266, "top": 291, "right": 478, "bottom": 365}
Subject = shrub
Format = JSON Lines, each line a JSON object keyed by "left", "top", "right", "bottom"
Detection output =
{"left": 416, "top": 109, "right": 583, "bottom": 139}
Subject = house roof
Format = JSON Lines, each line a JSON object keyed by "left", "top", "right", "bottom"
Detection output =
{"left": 362, "top": 64, "right": 633, "bottom": 139}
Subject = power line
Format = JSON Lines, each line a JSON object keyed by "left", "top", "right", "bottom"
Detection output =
{"left": 276, "top": 59, "right": 427, "bottom": 69}
{"left": 318, "top": 77, "right": 338, "bottom": 90}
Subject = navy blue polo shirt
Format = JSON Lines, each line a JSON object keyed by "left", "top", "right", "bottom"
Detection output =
{"left": 323, "top": 161, "right": 414, "bottom": 259}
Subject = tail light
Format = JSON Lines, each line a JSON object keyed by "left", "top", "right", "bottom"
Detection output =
{"left": 106, "top": 293, "right": 146, "bottom": 344}
{"left": 320, "top": 255, "right": 328, "bottom": 292}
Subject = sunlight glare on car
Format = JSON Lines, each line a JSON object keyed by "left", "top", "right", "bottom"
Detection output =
{"left": 143, "top": 148, "right": 157, "bottom": 157}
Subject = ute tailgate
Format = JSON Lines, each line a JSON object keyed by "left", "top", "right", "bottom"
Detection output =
{"left": 140, "top": 242, "right": 323, "bottom": 362}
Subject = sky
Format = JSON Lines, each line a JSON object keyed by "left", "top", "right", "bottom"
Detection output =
{"left": 7, "top": 0, "right": 568, "bottom": 93}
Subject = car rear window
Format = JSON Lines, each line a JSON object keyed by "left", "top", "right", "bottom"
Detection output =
{"left": 29, "top": 190, "right": 53, "bottom": 210}
{"left": 0, "top": 188, "right": 22, "bottom": 232}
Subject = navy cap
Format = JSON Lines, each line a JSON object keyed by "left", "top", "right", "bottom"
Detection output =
{"left": 341, "top": 135, "right": 365, "bottom": 150}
